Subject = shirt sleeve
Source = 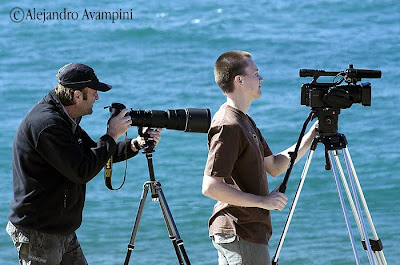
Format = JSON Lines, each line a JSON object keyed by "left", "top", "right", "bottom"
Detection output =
{"left": 79, "top": 129, "right": 138, "bottom": 163}
{"left": 204, "top": 125, "right": 241, "bottom": 177}
{"left": 36, "top": 124, "right": 117, "bottom": 184}
{"left": 259, "top": 133, "right": 273, "bottom": 157}
{"left": 113, "top": 138, "right": 139, "bottom": 163}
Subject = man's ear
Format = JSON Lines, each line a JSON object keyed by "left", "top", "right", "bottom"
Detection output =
{"left": 73, "top": 90, "right": 82, "bottom": 103}
{"left": 234, "top": 75, "right": 243, "bottom": 86}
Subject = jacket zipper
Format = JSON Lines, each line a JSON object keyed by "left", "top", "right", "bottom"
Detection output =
{"left": 64, "top": 189, "right": 68, "bottom": 208}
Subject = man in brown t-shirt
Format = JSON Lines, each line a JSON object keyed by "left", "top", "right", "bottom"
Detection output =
{"left": 203, "top": 51, "right": 317, "bottom": 265}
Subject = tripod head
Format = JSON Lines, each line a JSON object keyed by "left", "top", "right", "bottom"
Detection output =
{"left": 137, "top": 126, "right": 156, "bottom": 154}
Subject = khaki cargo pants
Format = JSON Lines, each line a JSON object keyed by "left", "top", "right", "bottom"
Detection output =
{"left": 6, "top": 221, "right": 88, "bottom": 265}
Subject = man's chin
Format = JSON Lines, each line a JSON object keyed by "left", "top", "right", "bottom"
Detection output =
{"left": 83, "top": 109, "right": 93, "bottom": 116}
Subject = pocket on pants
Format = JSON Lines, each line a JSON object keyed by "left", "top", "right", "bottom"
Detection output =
{"left": 213, "top": 233, "right": 237, "bottom": 244}
{"left": 6, "top": 221, "right": 29, "bottom": 250}
{"left": 212, "top": 234, "right": 243, "bottom": 264}
{"left": 6, "top": 221, "right": 64, "bottom": 264}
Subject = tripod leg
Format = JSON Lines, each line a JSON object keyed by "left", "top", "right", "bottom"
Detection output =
{"left": 332, "top": 151, "right": 365, "bottom": 238}
{"left": 124, "top": 182, "right": 150, "bottom": 265}
{"left": 159, "top": 204, "right": 185, "bottom": 265}
{"left": 333, "top": 150, "right": 377, "bottom": 264}
{"left": 272, "top": 148, "right": 315, "bottom": 265}
{"left": 154, "top": 182, "right": 184, "bottom": 265}
{"left": 339, "top": 149, "right": 376, "bottom": 264}
{"left": 343, "top": 148, "right": 387, "bottom": 265}
{"left": 155, "top": 182, "right": 191, "bottom": 265}
{"left": 328, "top": 150, "right": 362, "bottom": 265}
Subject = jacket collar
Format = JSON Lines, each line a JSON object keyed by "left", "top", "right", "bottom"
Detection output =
{"left": 46, "top": 90, "right": 81, "bottom": 133}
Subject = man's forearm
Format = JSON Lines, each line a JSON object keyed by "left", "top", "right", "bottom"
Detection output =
{"left": 265, "top": 128, "right": 317, "bottom": 177}
{"left": 202, "top": 175, "right": 264, "bottom": 208}
{"left": 282, "top": 128, "right": 316, "bottom": 164}
{"left": 202, "top": 175, "right": 288, "bottom": 211}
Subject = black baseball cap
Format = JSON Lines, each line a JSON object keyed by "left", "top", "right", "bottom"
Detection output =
{"left": 57, "top": 63, "right": 112, "bottom": 92}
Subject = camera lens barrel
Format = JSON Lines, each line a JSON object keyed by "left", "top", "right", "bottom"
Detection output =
{"left": 183, "top": 108, "right": 212, "bottom": 133}
{"left": 129, "top": 108, "right": 211, "bottom": 133}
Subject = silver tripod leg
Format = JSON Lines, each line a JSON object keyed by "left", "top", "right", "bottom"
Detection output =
{"left": 328, "top": 149, "right": 386, "bottom": 265}
{"left": 272, "top": 149, "right": 315, "bottom": 265}
{"left": 328, "top": 150, "right": 362, "bottom": 265}
{"left": 343, "top": 148, "right": 387, "bottom": 265}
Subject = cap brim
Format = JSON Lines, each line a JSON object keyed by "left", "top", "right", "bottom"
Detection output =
{"left": 92, "top": 82, "right": 112, "bottom": 92}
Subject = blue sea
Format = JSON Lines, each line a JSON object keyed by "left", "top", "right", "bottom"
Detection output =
{"left": 0, "top": 1, "right": 399, "bottom": 264}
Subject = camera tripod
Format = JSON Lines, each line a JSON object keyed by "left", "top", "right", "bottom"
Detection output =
{"left": 124, "top": 138, "right": 191, "bottom": 265}
{"left": 272, "top": 132, "right": 387, "bottom": 265}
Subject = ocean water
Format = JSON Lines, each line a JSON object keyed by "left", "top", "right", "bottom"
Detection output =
{"left": 0, "top": 0, "right": 399, "bottom": 264}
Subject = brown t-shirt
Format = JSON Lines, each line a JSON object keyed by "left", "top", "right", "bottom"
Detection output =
{"left": 204, "top": 103, "right": 273, "bottom": 245}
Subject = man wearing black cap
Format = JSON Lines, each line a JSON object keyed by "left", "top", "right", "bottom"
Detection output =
{"left": 6, "top": 63, "right": 161, "bottom": 264}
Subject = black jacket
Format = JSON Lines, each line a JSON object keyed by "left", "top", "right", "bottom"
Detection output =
{"left": 9, "top": 90, "right": 137, "bottom": 234}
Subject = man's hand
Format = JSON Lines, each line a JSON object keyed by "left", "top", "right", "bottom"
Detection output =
{"left": 202, "top": 175, "right": 288, "bottom": 211}
{"left": 131, "top": 128, "right": 162, "bottom": 151}
{"left": 107, "top": 109, "right": 132, "bottom": 142}
{"left": 260, "top": 185, "right": 288, "bottom": 211}
{"left": 309, "top": 120, "right": 319, "bottom": 137}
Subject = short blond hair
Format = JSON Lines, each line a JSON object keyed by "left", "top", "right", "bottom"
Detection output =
{"left": 54, "top": 84, "right": 75, "bottom": 106}
{"left": 214, "top": 51, "right": 252, "bottom": 93}
{"left": 54, "top": 85, "right": 87, "bottom": 106}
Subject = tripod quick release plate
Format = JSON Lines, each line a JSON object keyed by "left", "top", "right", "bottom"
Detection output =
{"left": 319, "top": 133, "right": 348, "bottom": 151}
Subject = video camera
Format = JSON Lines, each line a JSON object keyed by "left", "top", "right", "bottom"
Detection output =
{"left": 300, "top": 64, "right": 381, "bottom": 135}
{"left": 108, "top": 103, "right": 211, "bottom": 134}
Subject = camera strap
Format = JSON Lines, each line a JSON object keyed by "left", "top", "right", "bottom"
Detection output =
{"left": 279, "top": 110, "right": 316, "bottom": 193}
{"left": 104, "top": 155, "right": 115, "bottom": 189}
{"left": 104, "top": 133, "right": 128, "bottom": 190}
